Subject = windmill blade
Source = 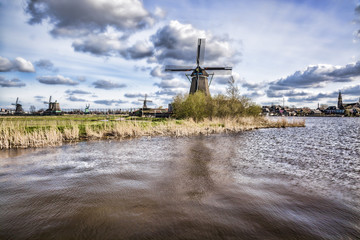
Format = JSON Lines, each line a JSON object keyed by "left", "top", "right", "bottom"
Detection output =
{"left": 16, "top": 97, "right": 19, "bottom": 104}
{"left": 197, "top": 38, "right": 206, "bottom": 66}
{"left": 204, "top": 66, "right": 232, "bottom": 75}
{"left": 165, "top": 65, "right": 194, "bottom": 72}
{"left": 49, "top": 96, "right": 52, "bottom": 103}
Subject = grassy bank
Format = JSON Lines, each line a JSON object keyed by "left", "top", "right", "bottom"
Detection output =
{"left": 0, "top": 115, "right": 305, "bottom": 149}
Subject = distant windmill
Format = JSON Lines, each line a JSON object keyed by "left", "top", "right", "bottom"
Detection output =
{"left": 44, "top": 96, "right": 61, "bottom": 114}
{"left": 138, "top": 94, "right": 152, "bottom": 109}
{"left": 85, "top": 104, "right": 90, "bottom": 114}
{"left": 12, "top": 97, "right": 24, "bottom": 114}
{"left": 165, "top": 38, "right": 232, "bottom": 96}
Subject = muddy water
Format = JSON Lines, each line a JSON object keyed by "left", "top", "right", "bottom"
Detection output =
{"left": 0, "top": 117, "right": 359, "bottom": 239}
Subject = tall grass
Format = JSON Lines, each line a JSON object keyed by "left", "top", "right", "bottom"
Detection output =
{"left": 0, "top": 116, "right": 305, "bottom": 149}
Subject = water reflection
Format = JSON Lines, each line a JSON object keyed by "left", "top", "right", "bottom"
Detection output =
{"left": 0, "top": 118, "right": 359, "bottom": 239}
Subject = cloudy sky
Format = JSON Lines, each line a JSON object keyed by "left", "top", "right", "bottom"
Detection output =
{"left": 1, "top": 0, "right": 359, "bottom": 110}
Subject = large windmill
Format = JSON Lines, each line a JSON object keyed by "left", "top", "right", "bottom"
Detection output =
{"left": 12, "top": 97, "right": 24, "bottom": 114}
{"left": 165, "top": 38, "right": 232, "bottom": 96}
{"left": 138, "top": 94, "right": 152, "bottom": 109}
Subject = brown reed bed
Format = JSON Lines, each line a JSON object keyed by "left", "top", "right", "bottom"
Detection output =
{"left": 0, "top": 116, "right": 305, "bottom": 149}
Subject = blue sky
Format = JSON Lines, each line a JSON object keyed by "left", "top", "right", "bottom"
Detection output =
{"left": 0, "top": 0, "right": 359, "bottom": 110}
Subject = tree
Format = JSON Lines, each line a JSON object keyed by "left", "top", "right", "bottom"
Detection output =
{"left": 29, "top": 105, "right": 36, "bottom": 113}
{"left": 226, "top": 76, "right": 240, "bottom": 100}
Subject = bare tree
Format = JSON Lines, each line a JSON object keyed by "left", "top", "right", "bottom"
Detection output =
{"left": 29, "top": 105, "right": 36, "bottom": 113}
{"left": 226, "top": 76, "right": 240, "bottom": 100}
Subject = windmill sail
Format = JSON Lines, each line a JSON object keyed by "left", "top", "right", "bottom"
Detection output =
{"left": 163, "top": 38, "right": 232, "bottom": 96}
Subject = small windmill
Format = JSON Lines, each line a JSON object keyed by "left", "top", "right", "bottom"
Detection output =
{"left": 12, "top": 97, "right": 24, "bottom": 114}
{"left": 165, "top": 38, "right": 232, "bottom": 96}
{"left": 138, "top": 94, "right": 152, "bottom": 109}
{"left": 85, "top": 104, "right": 90, "bottom": 114}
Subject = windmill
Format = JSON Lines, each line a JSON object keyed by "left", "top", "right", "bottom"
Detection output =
{"left": 43, "top": 96, "right": 61, "bottom": 114}
{"left": 165, "top": 38, "right": 232, "bottom": 96}
{"left": 138, "top": 94, "right": 152, "bottom": 109}
{"left": 12, "top": 97, "right": 24, "bottom": 114}
{"left": 85, "top": 104, "right": 90, "bottom": 114}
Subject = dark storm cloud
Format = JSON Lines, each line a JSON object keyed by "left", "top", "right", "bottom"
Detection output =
{"left": 124, "top": 93, "right": 145, "bottom": 98}
{"left": 242, "top": 82, "right": 264, "bottom": 90}
{"left": 150, "top": 21, "right": 240, "bottom": 65}
{"left": 0, "top": 56, "right": 35, "bottom": 72}
{"left": 120, "top": 42, "right": 154, "bottom": 60}
{"left": 287, "top": 92, "right": 338, "bottom": 103}
{"left": 155, "top": 89, "right": 179, "bottom": 96}
{"left": 73, "top": 36, "right": 154, "bottom": 59}
{"left": 286, "top": 85, "right": 360, "bottom": 103}
{"left": 326, "top": 61, "right": 360, "bottom": 78}
{"left": 92, "top": 80, "right": 126, "bottom": 90}
{"left": 341, "top": 84, "right": 360, "bottom": 96}
{"left": 244, "top": 91, "right": 263, "bottom": 99}
{"left": 268, "top": 62, "right": 360, "bottom": 93}
{"left": 93, "top": 99, "right": 127, "bottom": 105}
{"left": 65, "top": 89, "right": 91, "bottom": 95}
{"left": 266, "top": 89, "right": 309, "bottom": 98}
{"left": 25, "top": 0, "right": 156, "bottom": 37}
{"left": 0, "top": 77, "right": 26, "bottom": 87}
{"left": 37, "top": 75, "right": 79, "bottom": 85}
{"left": 150, "top": 66, "right": 172, "bottom": 80}
{"left": 72, "top": 36, "right": 118, "bottom": 56}
{"left": 67, "top": 96, "right": 87, "bottom": 102}
{"left": 34, "top": 59, "right": 58, "bottom": 72}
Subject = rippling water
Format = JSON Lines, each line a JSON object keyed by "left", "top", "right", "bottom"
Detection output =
{"left": 0, "top": 117, "right": 359, "bottom": 239}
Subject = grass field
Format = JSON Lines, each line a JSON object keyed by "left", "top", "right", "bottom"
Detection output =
{"left": 0, "top": 115, "right": 305, "bottom": 149}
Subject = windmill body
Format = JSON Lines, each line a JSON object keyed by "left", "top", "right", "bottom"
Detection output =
{"left": 44, "top": 96, "right": 61, "bottom": 114}
{"left": 12, "top": 97, "right": 24, "bottom": 114}
{"left": 165, "top": 38, "right": 232, "bottom": 96}
{"left": 189, "top": 67, "right": 210, "bottom": 96}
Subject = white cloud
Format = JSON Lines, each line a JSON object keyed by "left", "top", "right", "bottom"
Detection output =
{"left": 37, "top": 75, "right": 79, "bottom": 85}
{"left": 0, "top": 76, "right": 26, "bottom": 87}
{"left": 0, "top": 56, "right": 35, "bottom": 72}
{"left": 92, "top": 79, "right": 127, "bottom": 89}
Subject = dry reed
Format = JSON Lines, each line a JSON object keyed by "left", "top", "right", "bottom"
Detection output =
{"left": 0, "top": 116, "right": 305, "bottom": 149}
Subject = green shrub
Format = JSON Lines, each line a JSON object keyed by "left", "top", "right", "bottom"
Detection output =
{"left": 172, "top": 91, "right": 261, "bottom": 121}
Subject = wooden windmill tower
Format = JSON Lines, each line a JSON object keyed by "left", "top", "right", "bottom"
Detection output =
{"left": 165, "top": 38, "right": 232, "bottom": 96}
{"left": 12, "top": 97, "right": 24, "bottom": 114}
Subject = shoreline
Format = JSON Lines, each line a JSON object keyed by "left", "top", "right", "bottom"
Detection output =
{"left": 1, "top": 116, "right": 305, "bottom": 149}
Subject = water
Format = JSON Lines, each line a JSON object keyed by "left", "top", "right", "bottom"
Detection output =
{"left": 0, "top": 117, "right": 359, "bottom": 239}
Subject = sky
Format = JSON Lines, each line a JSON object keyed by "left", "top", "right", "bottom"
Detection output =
{"left": 0, "top": 0, "right": 360, "bottom": 110}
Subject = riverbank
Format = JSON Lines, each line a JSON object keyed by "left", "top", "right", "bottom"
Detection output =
{"left": 0, "top": 116, "right": 305, "bottom": 149}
